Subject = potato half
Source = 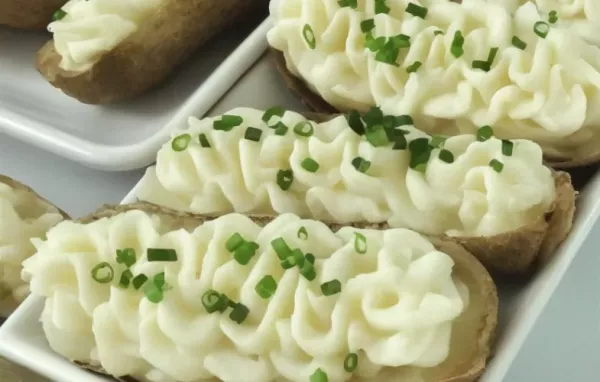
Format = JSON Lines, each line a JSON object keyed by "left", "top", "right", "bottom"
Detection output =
{"left": 50, "top": 201, "right": 498, "bottom": 382}
{"left": 36, "top": 0, "right": 269, "bottom": 105}
{"left": 0, "top": 0, "right": 66, "bottom": 30}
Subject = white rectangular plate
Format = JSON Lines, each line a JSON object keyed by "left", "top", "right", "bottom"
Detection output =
{"left": 1, "top": 19, "right": 599, "bottom": 382}
{"left": 0, "top": 18, "right": 269, "bottom": 171}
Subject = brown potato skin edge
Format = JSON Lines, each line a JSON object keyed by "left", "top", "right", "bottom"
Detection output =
{"left": 0, "top": 0, "right": 66, "bottom": 30}
{"left": 72, "top": 201, "right": 497, "bottom": 382}
{"left": 36, "top": 0, "right": 269, "bottom": 105}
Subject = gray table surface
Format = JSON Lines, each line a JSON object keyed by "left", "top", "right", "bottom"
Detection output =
{"left": 1, "top": 131, "right": 599, "bottom": 381}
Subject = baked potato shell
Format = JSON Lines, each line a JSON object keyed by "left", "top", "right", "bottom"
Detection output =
{"left": 0, "top": 0, "right": 66, "bottom": 30}
{"left": 36, "top": 0, "right": 269, "bottom": 105}
{"left": 69, "top": 201, "right": 498, "bottom": 382}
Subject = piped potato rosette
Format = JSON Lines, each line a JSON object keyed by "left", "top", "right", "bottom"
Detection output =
{"left": 138, "top": 107, "right": 575, "bottom": 274}
{"left": 22, "top": 202, "right": 497, "bottom": 382}
{"left": 268, "top": 0, "right": 600, "bottom": 167}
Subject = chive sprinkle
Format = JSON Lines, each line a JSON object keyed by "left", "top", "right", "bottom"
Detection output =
{"left": 52, "top": 9, "right": 67, "bottom": 22}
{"left": 310, "top": 368, "right": 328, "bottom": 382}
{"left": 351, "top": 157, "right": 371, "bottom": 173}
{"left": 354, "top": 232, "right": 367, "bottom": 254}
{"left": 489, "top": 159, "right": 504, "bottom": 173}
{"left": 511, "top": 36, "right": 527, "bottom": 50}
{"left": 429, "top": 135, "right": 446, "bottom": 148}
{"left": 361, "top": 19, "right": 375, "bottom": 33}
{"left": 405, "top": 2, "right": 428, "bottom": 19}
{"left": 365, "top": 33, "right": 387, "bottom": 52}
{"left": 199, "top": 133, "right": 211, "bottom": 148}
{"left": 300, "top": 261, "right": 317, "bottom": 281}
{"left": 214, "top": 115, "right": 243, "bottom": 131}
{"left": 280, "top": 256, "right": 297, "bottom": 269}
{"left": 338, "top": 0, "right": 357, "bottom": 8}
{"left": 147, "top": 248, "right": 178, "bottom": 262}
{"left": 294, "top": 121, "right": 314, "bottom": 137}
{"left": 274, "top": 122, "right": 289, "bottom": 136}
{"left": 154, "top": 272, "right": 166, "bottom": 290}
{"left": 271, "top": 237, "right": 292, "bottom": 260}
{"left": 548, "top": 10, "right": 558, "bottom": 24}
{"left": 321, "top": 280, "right": 342, "bottom": 296}
{"left": 234, "top": 242, "right": 259, "bottom": 265}
{"left": 409, "top": 137, "right": 432, "bottom": 171}
{"left": 451, "top": 31, "right": 465, "bottom": 58}
{"left": 362, "top": 106, "right": 383, "bottom": 126}
{"left": 202, "top": 289, "right": 223, "bottom": 313}
{"left": 217, "top": 294, "right": 231, "bottom": 313}
{"left": 229, "top": 303, "right": 250, "bottom": 324}
{"left": 502, "top": 140, "right": 514, "bottom": 156}
{"left": 171, "top": 134, "right": 191, "bottom": 152}
{"left": 255, "top": 275, "right": 277, "bottom": 299}
{"left": 439, "top": 149, "right": 454, "bottom": 163}
{"left": 534, "top": 21, "right": 550, "bottom": 38}
{"left": 344, "top": 353, "right": 359, "bottom": 372}
{"left": 144, "top": 273, "right": 166, "bottom": 303}
{"left": 277, "top": 169, "right": 294, "bottom": 190}
{"left": 472, "top": 60, "right": 491, "bottom": 72}
{"left": 374, "top": 0, "right": 390, "bottom": 14}
{"left": 91, "top": 262, "right": 114, "bottom": 284}
{"left": 406, "top": 61, "right": 422, "bottom": 73}
{"left": 305, "top": 253, "right": 316, "bottom": 264}
{"left": 375, "top": 34, "right": 411, "bottom": 65}
{"left": 262, "top": 107, "right": 285, "bottom": 125}
{"left": 116, "top": 248, "right": 136, "bottom": 268}
{"left": 297, "top": 226, "right": 308, "bottom": 240}
{"left": 346, "top": 110, "right": 365, "bottom": 136}
{"left": 392, "top": 134, "right": 408, "bottom": 150}
{"left": 301, "top": 158, "right": 320, "bottom": 172}
{"left": 118, "top": 270, "right": 133, "bottom": 288}
{"left": 244, "top": 127, "right": 262, "bottom": 142}
{"left": 365, "top": 124, "right": 389, "bottom": 147}
{"left": 132, "top": 274, "right": 148, "bottom": 290}
{"left": 226, "top": 233, "right": 245, "bottom": 252}
{"left": 476, "top": 125, "right": 494, "bottom": 141}
{"left": 303, "top": 24, "right": 317, "bottom": 49}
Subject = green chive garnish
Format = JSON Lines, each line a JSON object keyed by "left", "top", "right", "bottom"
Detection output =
{"left": 303, "top": 24, "right": 317, "bottom": 49}
{"left": 172, "top": 134, "right": 192, "bottom": 152}
{"left": 234, "top": 242, "right": 259, "bottom": 265}
{"left": 52, "top": 9, "right": 67, "bottom": 22}
{"left": 351, "top": 157, "right": 371, "bottom": 173}
{"left": 274, "top": 122, "right": 289, "bottom": 136}
{"left": 394, "top": 115, "right": 414, "bottom": 126}
{"left": 321, "top": 280, "right": 342, "bottom": 296}
{"left": 338, "top": 0, "right": 357, "bottom": 8}
{"left": 202, "top": 289, "right": 223, "bottom": 313}
{"left": 489, "top": 159, "right": 504, "bottom": 173}
{"left": 512, "top": 36, "right": 527, "bottom": 50}
{"left": 344, "top": 353, "right": 359, "bottom": 372}
{"left": 472, "top": 60, "right": 491, "bottom": 72}
{"left": 116, "top": 248, "right": 136, "bottom": 268}
{"left": 277, "top": 169, "right": 294, "bottom": 190}
{"left": 147, "top": 248, "right": 178, "bottom": 262}
{"left": 199, "top": 133, "right": 211, "bottom": 148}
{"left": 154, "top": 272, "right": 166, "bottom": 289}
{"left": 365, "top": 33, "right": 386, "bottom": 52}
{"left": 91, "top": 262, "right": 114, "bottom": 284}
{"left": 548, "top": 10, "right": 558, "bottom": 24}
{"left": 392, "top": 134, "right": 408, "bottom": 150}
{"left": 300, "top": 261, "right": 317, "bottom": 281}
{"left": 292, "top": 248, "right": 305, "bottom": 268}
{"left": 429, "top": 135, "right": 446, "bottom": 148}
{"left": 301, "top": 158, "right": 320, "bottom": 172}
{"left": 406, "top": 61, "right": 422, "bottom": 73}
{"left": 144, "top": 273, "right": 167, "bottom": 303}
{"left": 451, "top": 31, "right": 465, "bottom": 58}
{"left": 405, "top": 2, "right": 428, "bottom": 19}
{"left": 293, "top": 121, "right": 314, "bottom": 137}
{"left": 365, "top": 125, "right": 389, "bottom": 147}
{"left": 375, "top": 34, "right": 410, "bottom": 65}
{"left": 262, "top": 107, "right": 285, "bottom": 125}
{"left": 118, "top": 270, "right": 133, "bottom": 288}
{"left": 280, "top": 256, "right": 297, "bottom": 269}
{"left": 354, "top": 233, "right": 367, "bottom": 254}
{"left": 297, "top": 226, "right": 308, "bottom": 240}
{"left": 244, "top": 127, "right": 262, "bottom": 142}
{"left": 439, "top": 149, "right": 454, "bottom": 163}
{"left": 362, "top": 106, "right": 383, "bottom": 126}
{"left": 346, "top": 110, "right": 365, "bottom": 136}
{"left": 502, "top": 140, "right": 514, "bottom": 156}
{"left": 214, "top": 115, "right": 243, "bottom": 131}
{"left": 409, "top": 137, "right": 432, "bottom": 171}
{"left": 229, "top": 303, "right": 250, "bottom": 324}
{"left": 310, "top": 368, "right": 328, "bottom": 382}
{"left": 534, "top": 21, "right": 550, "bottom": 38}
{"left": 374, "top": 0, "right": 390, "bottom": 14}
{"left": 361, "top": 19, "right": 375, "bottom": 33}
{"left": 305, "top": 253, "right": 316, "bottom": 264}
{"left": 217, "top": 294, "right": 231, "bottom": 313}
{"left": 226, "top": 233, "right": 245, "bottom": 252}
{"left": 271, "top": 237, "right": 292, "bottom": 260}
{"left": 476, "top": 125, "right": 494, "bottom": 141}
{"left": 255, "top": 275, "right": 277, "bottom": 299}
{"left": 132, "top": 274, "right": 148, "bottom": 290}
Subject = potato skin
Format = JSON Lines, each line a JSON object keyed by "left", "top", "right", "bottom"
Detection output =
{"left": 0, "top": 175, "right": 69, "bottom": 219}
{"left": 0, "top": 0, "right": 65, "bottom": 30}
{"left": 36, "top": 0, "right": 270, "bottom": 105}
{"left": 75, "top": 201, "right": 497, "bottom": 382}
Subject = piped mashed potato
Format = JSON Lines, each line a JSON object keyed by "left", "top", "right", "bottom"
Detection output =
{"left": 267, "top": 0, "right": 600, "bottom": 159}
{"left": 23, "top": 210, "right": 468, "bottom": 382}
{"left": 0, "top": 180, "right": 64, "bottom": 317}
{"left": 48, "top": 0, "right": 162, "bottom": 72}
{"left": 138, "top": 107, "right": 555, "bottom": 237}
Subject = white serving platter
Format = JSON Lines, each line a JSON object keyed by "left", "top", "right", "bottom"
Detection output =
{"left": 0, "top": 18, "right": 599, "bottom": 382}
{"left": 0, "top": 18, "right": 269, "bottom": 171}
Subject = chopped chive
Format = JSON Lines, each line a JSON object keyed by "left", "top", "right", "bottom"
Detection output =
{"left": 502, "top": 140, "right": 514, "bottom": 156}
{"left": 300, "top": 261, "right": 317, "bottom": 281}
{"left": 277, "top": 169, "right": 294, "bottom": 190}
{"left": 293, "top": 121, "right": 314, "bottom": 137}
{"left": 303, "top": 24, "right": 317, "bottom": 49}
{"left": 118, "top": 270, "right": 133, "bottom": 288}
{"left": 534, "top": 21, "right": 550, "bottom": 38}
{"left": 374, "top": 0, "right": 390, "bottom": 14}
{"left": 487, "top": 47, "right": 499, "bottom": 64}
{"left": 255, "top": 275, "right": 278, "bottom": 299}
{"left": 244, "top": 127, "right": 263, "bottom": 142}
{"left": 365, "top": 125, "right": 389, "bottom": 147}
{"left": 227, "top": 298, "right": 237, "bottom": 309}
{"left": 392, "top": 134, "right": 408, "bottom": 150}
{"left": 226, "top": 233, "right": 245, "bottom": 252}
{"left": 476, "top": 125, "right": 494, "bottom": 141}
{"left": 116, "top": 248, "right": 136, "bottom": 268}
{"left": 394, "top": 115, "right": 414, "bottom": 126}
{"left": 218, "top": 294, "right": 231, "bottom": 313}
{"left": 365, "top": 33, "right": 387, "bottom": 52}
{"left": 297, "top": 226, "right": 308, "bottom": 240}
{"left": 346, "top": 110, "right": 365, "bottom": 136}
{"left": 472, "top": 60, "right": 491, "bottom": 72}
{"left": 199, "top": 133, "right": 211, "bottom": 148}
{"left": 451, "top": 31, "right": 465, "bottom": 58}
{"left": 271, "top": 237, "right": 292, "bottom": 260}
{"left": 91, "top": 262, "right": 114, "bottom": 284}
{"left": 202, "top": 289, "right": 223, "bottom": 313}
{"left": 548, "top": 10, "right": 558, "bottom": 24}
{"left": 354, "top": 233, "right": 367, "bottom": 254}
{"left": 434, "top": 30, "right": 444, "bottom": 36}
{"left": 154, "top": 272, "right": 166, "bottom": 290}
{"left": 489, "top": 159, "right": 504, "bottom": 173}
{"left": 310, "top": 368, "right": 328, "bottom": 382}
{"left": 144, "top": 284, "right": 164, "bottom": 304}
{"left": 338, "top": 0, "right": 357, "bottom": 8}
{"left": 409, "top": 137, "right": 432, "bottom": 171}
{"left": 301, "top": 158, "right": 320, "bottom": 173}
{"left": 280, "top": 256, "right": 297, "bottom": 269}
{"left": 439, "top": 149, "right": 455, "bottom": 163}
{"left": 305, "top": 253, "right": 316, "bottom": 264}
{"left": 52, "top": 9, "right": 67, "bottom": 22}
{"left": 171, "top": 134, "right": 192, "bottom": 152}
{"left": 262, "top": 107, "right": 285, "bottom": 125}
{"left": 405, "top": 2, "right": 428, "bottom": 19}
{"left": 351, "top": 157, "right": 371, "bottom": 173}
{"left": 293, "top": 249, "right": 306, "bottom": 268}
{"left": 362, "top": 106, "right": 383, "bottom": 127}
{"left": 132, "top": 274, "right": 148, "bottom": 290}
{"left": 229, "top": 303, "right": 250, "bottom": 324}
{"left": 512, "top": 36, "right": 527, "bottom": 50}
{"left": 406, "top": 61, "right": 422, "bottom": 73}
{"left": 385, "top": 126, "right": 408, "bottom": 141}
{"left": 361, "top": 19, "right": 375, "bottom": 33}
{"left": 214, "top": 115, "right": 243, "bottom": 131}
{"left": 375, "top": 34, "right": 410, "bottom": 65}
{"left": 234, "top": 242, "right": 259, "bottom": 265}
{"left": 321, "top": 280, "right": 342, "bottom": 296}
{"left": 147, "top": 248, "right": 178, "bottom": 262}
{"left": 274, "top": 122, "right": 289, "bottom": 136}
{"left": 344, "top": 353, "right": 359, "bottom": 372}
{"left": 429, "top": 135, "right": 447, "bottom": 148}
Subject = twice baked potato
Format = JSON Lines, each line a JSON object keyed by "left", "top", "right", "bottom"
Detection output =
{"left": 36, "top": 0, "right": 269, "bottom": 105}
{"left": 137, "top": 107, "right": 576, "bottom": 275}
{"left": 0, "top": 175, "right": 68, "bottom": 319}
{"left": 23, "top": 202, "right": 498, "bottom": 382}
{"left": 0, "top": 0, "right": 66, "bottom": 30}
{"left": 267, "top": 0, "right": 600, "bottom": 168}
